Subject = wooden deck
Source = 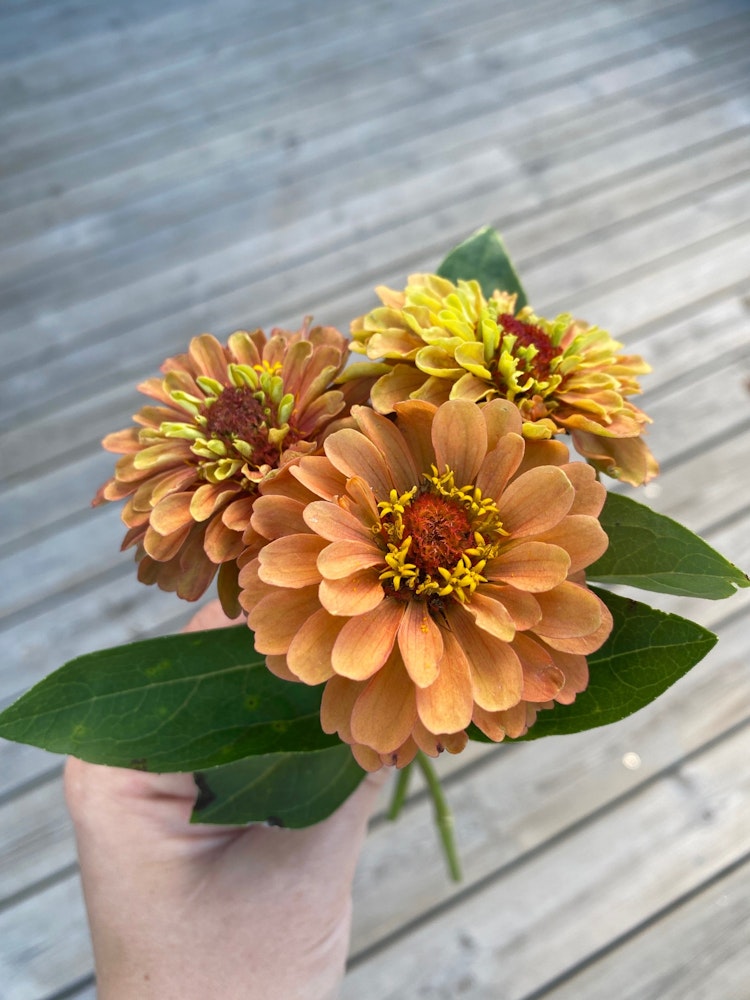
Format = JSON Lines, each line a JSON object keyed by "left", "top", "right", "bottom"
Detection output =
{"left": 1, "top": 0, "right": 749, "bottom": 996}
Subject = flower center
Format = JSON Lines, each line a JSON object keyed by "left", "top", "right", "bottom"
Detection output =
{"left": 497, "top": 314, "right": 561, "bottom": 384}
{"left": 205, "top": 386, "right": 267, "bottom": 442}
{"left": 377, "top": 467, "right": 507, "bottom": 604}
{"left": 400, "top": 494, "right": 473, "bottom": 578}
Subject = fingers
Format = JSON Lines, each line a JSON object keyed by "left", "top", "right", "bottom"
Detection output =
{"left": 182, "top": 598, "right": 243, "bottom": 632}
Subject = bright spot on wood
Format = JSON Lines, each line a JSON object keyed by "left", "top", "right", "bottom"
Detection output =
{"left": 622, "top": 751, "right": 641, "bottom": 770}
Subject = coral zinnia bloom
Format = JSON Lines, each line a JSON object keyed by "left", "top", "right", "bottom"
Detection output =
{"left": 345, "top": 274, "right": 657, "bottom": 486}
{"left": 94, "top": 322, "right": 356, "bottom": 615}
{"left": 240, "top": 397, "right": 613, "bottom": 770}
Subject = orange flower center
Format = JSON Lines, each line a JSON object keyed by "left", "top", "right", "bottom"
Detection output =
{"left": 497, "top": 313, "right": 561, "bottom": 383}
{"left": 204, "top": 386, "right": 280, "bottom": 467}
{"left": 400, "top": 493, "right": 474, "bottom": 578}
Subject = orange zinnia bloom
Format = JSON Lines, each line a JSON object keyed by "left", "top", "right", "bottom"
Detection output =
{"left": 94, "top": 322, "right": 358, "bottom": 615}
{"left": 344, "top": 274, "right": 658, "bottom": 486}
{"left": 240, "top": 398, "right": 613, "bottom": 770}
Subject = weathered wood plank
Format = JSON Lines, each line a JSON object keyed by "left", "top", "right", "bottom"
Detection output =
{"left": 342, "top": 713, "right": 750, "bottom": 998}
{"left": 544, "top": 856, "right": 750, "bottom": 1000}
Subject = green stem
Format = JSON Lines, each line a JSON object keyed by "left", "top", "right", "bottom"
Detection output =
{"left": 387, "top": 761, "right": 413, "bottom": 821}
{"left": 414, "top": 751, "right": 462, "bottom": 882}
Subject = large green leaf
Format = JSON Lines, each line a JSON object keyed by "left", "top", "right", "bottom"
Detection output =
{"left": 0, "top": 626, "right": 336, "bottom": 770}
{"left": 192, "top": 744, "right": 365, "bottom": 827}
{"left": 590, "top": 492, "right": 749, "bottom": 598}
{"left": 437, "top": 226, "right": 528, "bottom": 307}
{"left": 469, "top": 589, "right": 717, "bottom": 743}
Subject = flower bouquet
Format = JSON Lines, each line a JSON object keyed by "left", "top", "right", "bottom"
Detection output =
{"left": 1, "top": 228, "right": 746, "bottom": 878}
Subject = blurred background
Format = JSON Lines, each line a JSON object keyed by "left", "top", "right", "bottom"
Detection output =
{"left": 1, "top": 0, "right": 749, "bottom": 996}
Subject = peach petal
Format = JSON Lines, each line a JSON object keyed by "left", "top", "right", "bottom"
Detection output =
{"left": 514, "top": 438, "right": 570, "bottom": 478}
{"left": 320, "top": 675, "right": 366, "bottom": 742}
{"left": 302, "top": 499, "right": 374, "bottom": 542}
{"left": 143, "top": 521, "right": 191, "bottom": 561}
{"left": 265, "top": 654, "right": 298, "bottom": 683}
{"left": 498, "top": 465, "right": 574, "bottom": 536}
{"left": 317, "top": 539, "right": 384, "bottom": 580}
{"left": 318, "top": 570, "right": 384, "bottom": 616}
{"left": 447, "top": 603, "right": 523, "bottom": 712}
{"left": 540, "top": 595, "right": 613, "bottom": 654}
{"left": 464, "top": 589, "right": 516, "bottom": 641}
{"left": 203, "top": 516, "right": 245, "bottom": 563}
{"left": 351, "top": 406, "right": 419, "bottom": 493}
{"left": 432, "top": 398, "right": 487, "bottom": 483}
{"left": 537, "top": 642, "right": 589, "bottom": 704}
{"left": 175, "top": 527, "right": 218, "bottom": 600}
{"left": 393, "top": 399, "right": 437, "bottom": 475}
{"left": 560, "top": 462, "right": 607, "bottom": 516}
{"left": 416, "top": 629, "right": 474, "bottom": 735}
{"left": 351, "top": 743, "right": 385, "bottom": 771}
{"left": 397, "top": 600, "right": 444, "bottom": 688}
{"left": 371, "top": 365, "right": 431, "bottom": 413}
{"left": 291, "top": 455, "right": 348, "bottom": 500}
{"left": 533, "top": 581, "right": 604, "bottom": 639}
{"left": 248, "top": 585, "right": 321, "bottom": 655}
{"left": 536, "top": 515, "right": 609, "bottom": 574}
{"left": 331, "top": 598, "right": 405, "bottom": 680}
{"left": 261, "top": 463, "right": 320, "bottom": 504}
{"left": 132, "top": 441, "right": 193, "bottom": 473}
{"left": 148, "top": 492, "right": 195, "bottom": 536}
{"left": 324, "top": 429, "right": 394, "bottom": 499}
{"left": 380, "top": 737, "right": 420, "bottom": 769}
{"left": 237, "top": 557, "right": 273, "bottom": 611}
{"left": 512, "top": 632, "right": 565, "bottom": 702}
{"left": 222, "top": 495, "right": 257, "bottom": 531}
{"left": 102, "top": 428, "right": 140, "bottom": 454}
{"left": 471, "top": 705, "right": 507, "bottom": 742}
{"left": 257, "top": 534, "right": 327, "bottom": 588}
{"left": 190, "top": 482, "right": 241, "bottom": 522}
{"left": 251, "top": 495, "right": 308, "bottom": 540}
{"left": 570, "top": 429, "right": 658, "bottom": 487}
{"left": 485, "top": 540, "right": 570, "bottom": 592}
{"left": 132, "top": 466, "right": 197, "bottom": 511}
{"left": 482, "top": 397, "right": 524, "bottom": 447}
{"left": 286, "top": 608, "right": 344, "bottom": 684}
{"left": 496, "top": 702, "right": 533, "bottom": 739}
{"left": 339, "top": 475, "right": 381, "bottom": 529}
{"left": 412, "top": 722, "right": 468, "bottom": 758}
{"left": 350, "top": 655, "right": 417, "bottom": 754}
{"left": 478, "top": 584, "right": 541, "bottom": 630}
{"left": 476, "top": 434, "right": 525, "bottom": 502}
{"left": 189, "top": 333, "right": 228, "bottom": 382}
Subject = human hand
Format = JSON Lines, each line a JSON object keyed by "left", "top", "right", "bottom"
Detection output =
{"left": 64, "top": 601, "right": 384, "bottom": 1000}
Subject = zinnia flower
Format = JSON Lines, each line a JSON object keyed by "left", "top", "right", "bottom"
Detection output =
{"left": 240, "top": 397, "right": 613, "bottom": 770}
{"left": 344, "top": 274, "right": 657, "bottom": 486}
{"left": 94, "top": 321, "right": 359, "bottom": 615}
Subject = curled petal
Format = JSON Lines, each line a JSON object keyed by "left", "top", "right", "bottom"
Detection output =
{"left": 512, "top": 632, "right": 565, "bottom": 702}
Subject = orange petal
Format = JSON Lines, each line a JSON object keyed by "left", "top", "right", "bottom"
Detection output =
{"left": 533, "top": 581, "right": 604, "bottom": 639}
{"left": 286, "top": 608, "right": 344, "bottom": 684}
{"left": 485, "top": 540, "right": 570, "bottom": 592}
{"left": 415, "top": 629, "right": 474, "bottom": 735}
{"left": 476, "top": 434, "right": 525, "bottom": 502}
{"left": 143, "top": 521, "right": 191, "bottom": 561}
{"left": 482, "top": 397, "right": 524, "bottom": 447}
{"left": 475, "top": 583, "right": 541, "bottom": 630}
{"left": 432, "top": 398, "right": 487, "bottom": 483}
{"left": 190, "top": 482, "right": 240, "bottom": 522}
{"left": 203, "top": 516, "right": 244, "bottom": 563}
{"left": 514, "top": 438, "right": 570, "bottom": 477}
{"left": 397, "top": 599, "right": 444, "bottom": 688}
{"left": 560, "top": 461, "right": 607, "bottom": 516}
{"left": 248, "top": 585, "right": 321, "bottom": 655}
{"left": 471, "top": 705, "right": 507, "bottom": 742}
{"left": 536, "top": 514, "right": 609, "bottom": 574}
{"left": 350, "top": 654, "right": 417, "bottom": 754}
{"left": 291, "top": 455, "right": 347, "bottom": 500}
{"left": 302, "top": 499, "right": 374, "bottom": 542}
{"left": 351, "top": 743, "right": 385, "bottom": 771}
{"left": 371, "top": 364, "right": 429, "bottom": 413}
{"left": 257, "top": 534, "right": 327, "bottom": 588}
{"left": 512, "top": 632, "right": 565, "bottom": 702}
{"left": 317, "top": 539, "right": 384, "bottom": 580}
{"left": 412, "top": 720, "right": 468, "bottom": 757}
{"left": 189, "top": 334, "right": 228, "bottom": 382}
{"left": 464, "top": 589, "right": 517, "bottom": 641}
{"left": 446, "top": 603, "right": 523, "bottom": 712}
{"left": 537, "top": 641, "right": 589, "bottom": 704}
{"left": 318, "top": 569, "right": 384, "bottom": 616}
{"left": 149, "top": 492, "right": 194, "bottom": 536}
{"left": 251, "top": 495, "right": 308, "bottom": 540}
{"left": 498, "top": 465, "right": 574, "bottom": 536}
{"left": 351, "top": 405, "right": 419, "bottom": 493}
{"left": 265, "top": 654, "right": 299, "bottom": 683}
{"left": 331, "top": 598, "right": 405, "bottom": 680}
{"left": 324, "top": 429, "right": 393, "bottom": 498}
{"left": 320, "top": 675, "right": 366, "bottom": 742}
{"left": 393, "top": 399, "right": 437, "bottom": 474}
{"left": 222, "top": 495, "right": 257, "bottom": 532}
{"left": 539, "top": 594, "right": 613, "bottom": 654}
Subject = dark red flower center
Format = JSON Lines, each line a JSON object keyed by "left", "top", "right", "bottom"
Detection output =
{"left": 401, "top": 493, "right": 474, "bottom": 577}
{"left": 497, "top": 313, "right": 561, "bottom": 382}
{"left": 205, "top": 386, "right": 266, "bottom": 441}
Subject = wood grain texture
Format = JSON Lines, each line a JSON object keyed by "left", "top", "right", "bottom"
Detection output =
{"left": 1, "top": 0, "right": 749, "bottom": 997}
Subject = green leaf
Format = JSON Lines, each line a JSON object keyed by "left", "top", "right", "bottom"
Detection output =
{"left": 589, "top": 492, "right": 750, "bottom": 598}
{"left": 469, "top": 590, "right": 717, "bottom": 743}
{"left": 192, "top": 744, "right": 365, "bottom": 827}
{"left": 437, "top": 226, "right": 528, "bottom": 307}
{"left": 0, "top": 626, "right": 337, "bottom": 770}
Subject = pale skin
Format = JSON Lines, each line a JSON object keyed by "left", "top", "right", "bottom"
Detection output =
{"left": 64, "top": 601, "right": 385, "bottom": 1000}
